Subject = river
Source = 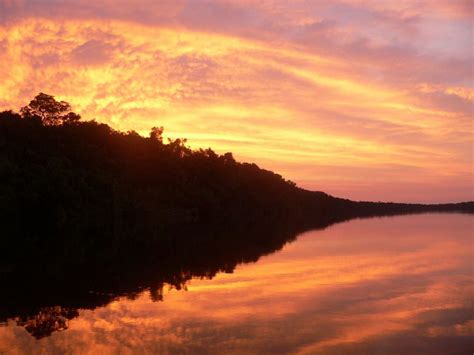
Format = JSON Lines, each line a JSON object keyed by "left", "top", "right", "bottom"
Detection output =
{"left": 1, "top": 213, "right": 472, "bottom": 354}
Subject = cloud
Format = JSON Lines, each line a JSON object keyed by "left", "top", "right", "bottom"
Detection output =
{"left": 70, "top": 39, "right": 114, "bottom": 66}
{"left": 0, "top": 1, "right": 471, "bottom": 202}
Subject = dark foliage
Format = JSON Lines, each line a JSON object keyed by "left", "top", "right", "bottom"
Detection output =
{"left": 20, "top": 92, "right": 81, "bottom": 126}
{"left": 0, "top": 95, "right": 472, "bottom": 338}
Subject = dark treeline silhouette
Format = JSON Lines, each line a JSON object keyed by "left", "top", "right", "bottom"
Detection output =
{"left": 0, "top": 93, "right": 472, "bottom": 338}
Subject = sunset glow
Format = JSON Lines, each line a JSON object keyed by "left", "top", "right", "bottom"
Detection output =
{"left": 1, "top": 0, "right": 472, "bottom": 202}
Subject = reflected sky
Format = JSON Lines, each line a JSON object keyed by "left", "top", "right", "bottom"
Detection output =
{"left": 1, "top": 213, "right": 472, "bottom": 354}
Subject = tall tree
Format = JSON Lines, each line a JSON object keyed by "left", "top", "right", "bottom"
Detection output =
{"left": 20, "top": 93, "right": 80, "bottom": 125}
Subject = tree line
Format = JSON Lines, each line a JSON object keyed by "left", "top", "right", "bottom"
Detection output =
{"left": 0, "top": 93, "right": 472, "bottom": 338}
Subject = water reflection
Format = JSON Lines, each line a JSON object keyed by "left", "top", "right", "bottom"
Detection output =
{"left": 0, "top": 213, "right": 472, "bottom": 354}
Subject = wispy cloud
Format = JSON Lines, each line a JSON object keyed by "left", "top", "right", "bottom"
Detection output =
{"left": 0, "top": 0, "right": 471, "bottom": 202}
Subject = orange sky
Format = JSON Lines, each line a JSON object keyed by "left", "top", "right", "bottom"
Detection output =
{"left": 0, "top": 0, "right": 472, "bottom": 202}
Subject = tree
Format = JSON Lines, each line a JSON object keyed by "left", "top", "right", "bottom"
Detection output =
{"left": 222, "top": 152, "right": 236, "bottom": 165}
{"left": 149, "top": 126, "right": 164, "bottom": 143}
{"left": 20, "top": 93, "right": 81, "bottom": 126}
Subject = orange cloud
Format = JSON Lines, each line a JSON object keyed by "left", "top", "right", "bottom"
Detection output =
{"left": 0, "top": 1, "right": 471, "bottom": 202}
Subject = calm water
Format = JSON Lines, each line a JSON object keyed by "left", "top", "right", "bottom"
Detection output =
{"left": 1, "top": 213, "right": 472, "bottom": 354}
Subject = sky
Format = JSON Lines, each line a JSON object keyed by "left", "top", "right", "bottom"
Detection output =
{"left": 0, "top": 0, "right": 472, "bottom": 203}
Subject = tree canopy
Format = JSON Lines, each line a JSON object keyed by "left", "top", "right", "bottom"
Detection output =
{"left": 20, "top": 92, "right": 81, "bottom": 125}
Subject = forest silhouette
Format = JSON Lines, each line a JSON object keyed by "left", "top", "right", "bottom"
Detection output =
{"left": 1, "top": 93, "right": 472, "bottom": 338}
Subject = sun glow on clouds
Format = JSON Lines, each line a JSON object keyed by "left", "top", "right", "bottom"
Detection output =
{"left": 0, "top": 0, "right": 472, "bottom": 202}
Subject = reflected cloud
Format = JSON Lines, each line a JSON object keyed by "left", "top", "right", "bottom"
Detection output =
{"left": 0, "top": 214, "right": 472, "bottom": 354}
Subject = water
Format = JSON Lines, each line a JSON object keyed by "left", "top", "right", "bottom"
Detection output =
{"left": 1, "top": 213, "right": 472, "bottom": 354}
